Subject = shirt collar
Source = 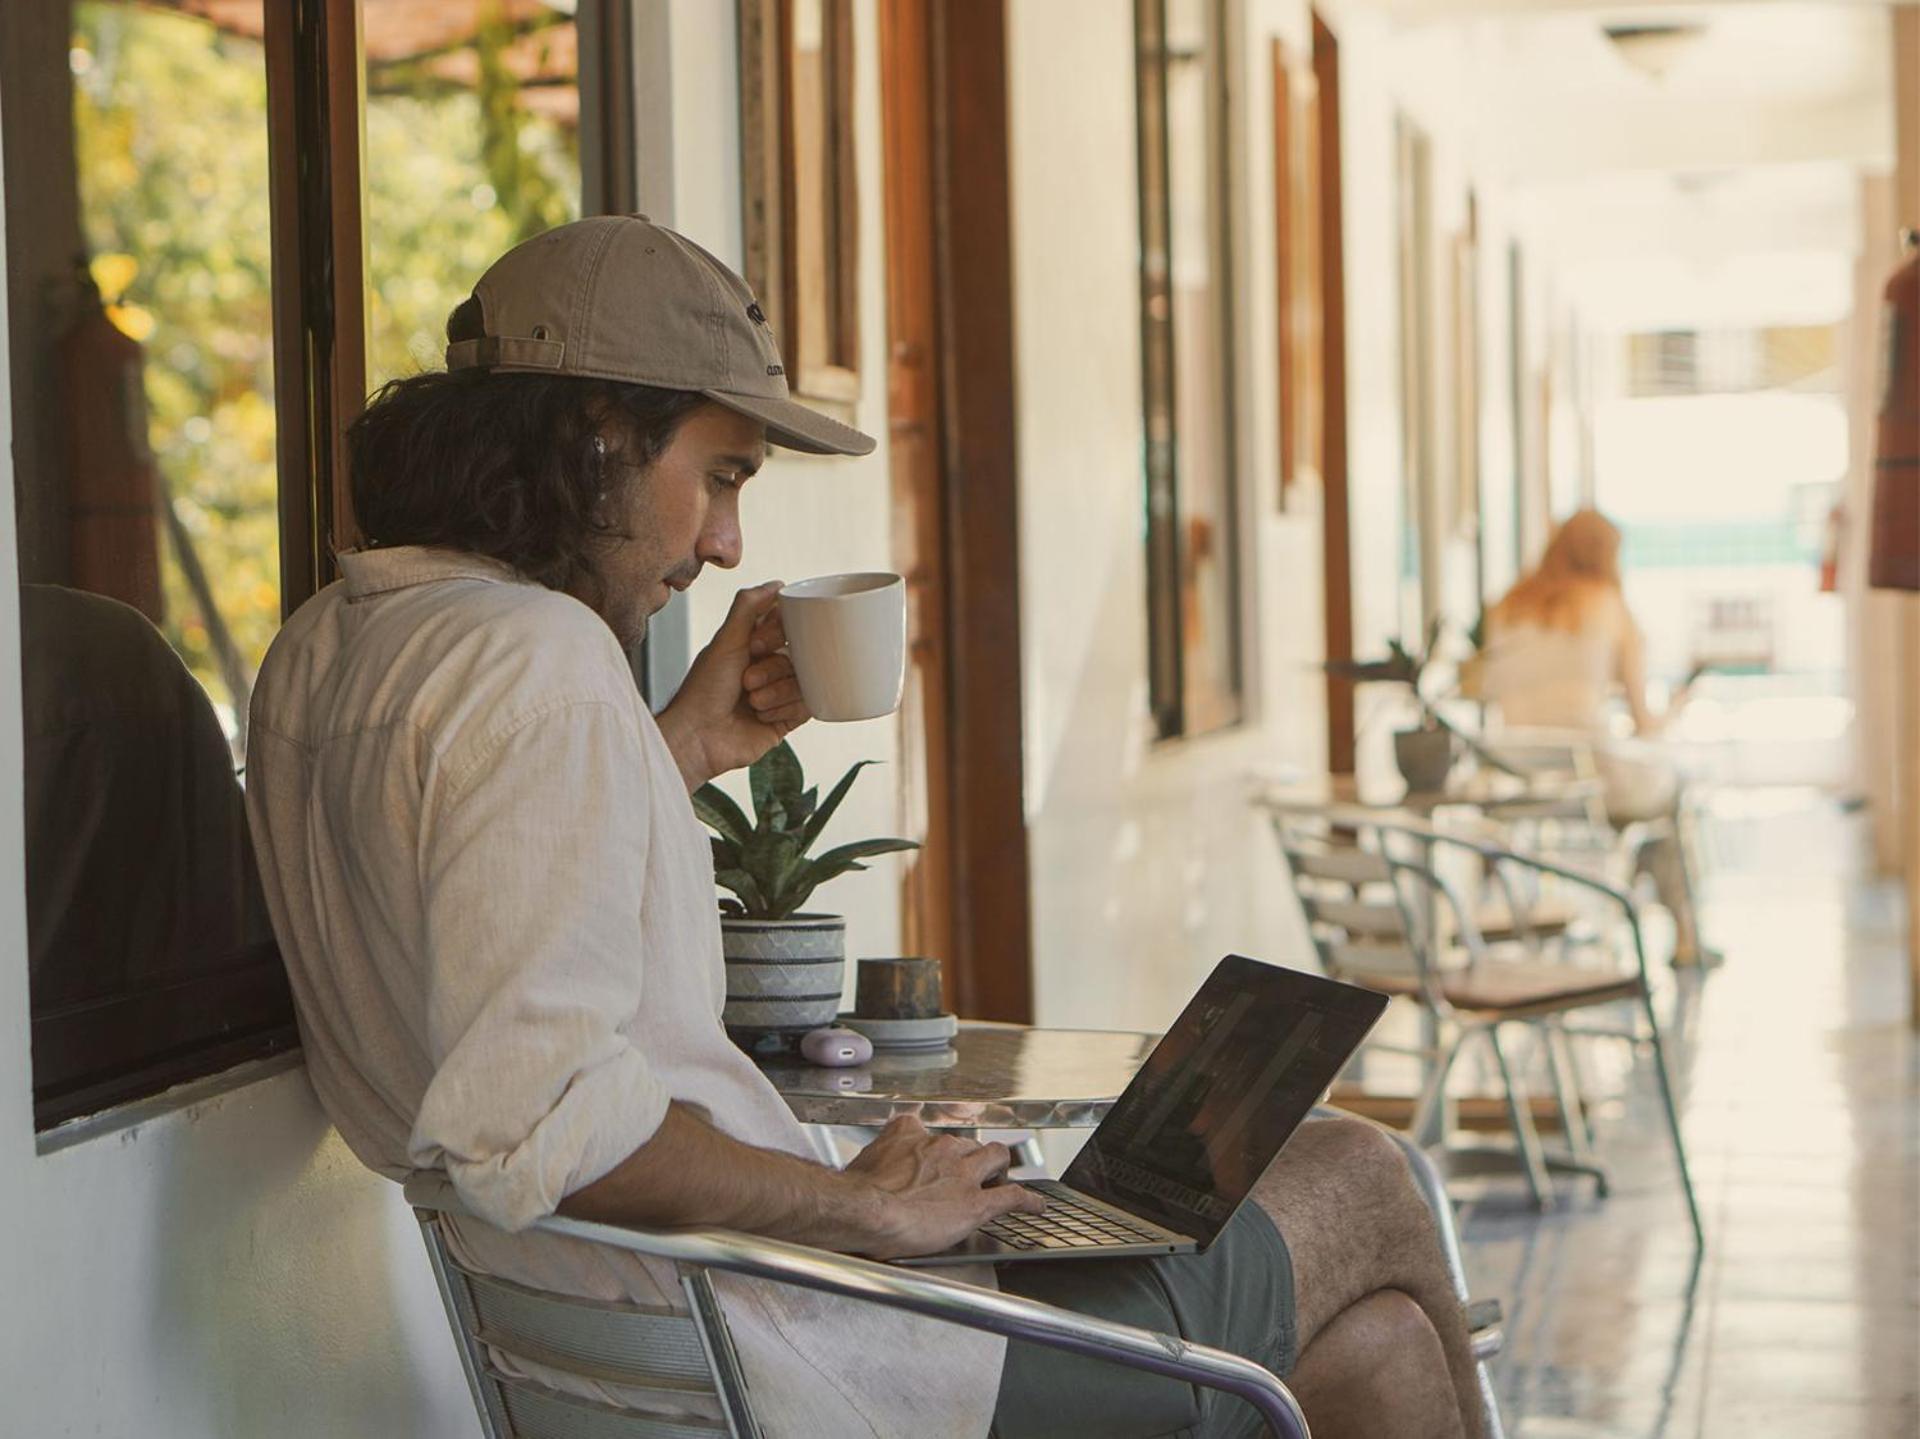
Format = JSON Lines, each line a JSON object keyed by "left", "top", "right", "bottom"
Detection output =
{"left": 338, "top": 546, "right": 534, "bottom": 601}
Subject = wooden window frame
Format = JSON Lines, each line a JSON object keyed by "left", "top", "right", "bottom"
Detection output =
{"left": 1135, "top": 0, "right": 1243, "bottom": 742}
{"left": 739, "top": 0, "right": 861, "bottom": 410}
{"left": 1312, "top": 9, "right": 1356, "bottom": 775}
{"left": 19, "top": 0, "right": 621, "bottom": 1131}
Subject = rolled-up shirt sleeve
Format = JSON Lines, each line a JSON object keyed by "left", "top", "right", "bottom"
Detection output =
{"left": 409, "top": 699, "right": 671, "bottom": 1231}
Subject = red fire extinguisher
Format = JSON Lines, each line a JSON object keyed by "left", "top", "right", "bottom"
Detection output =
{"left": 58, "top": 257, "right": 164, "bottom": 623}
{"left": 1868, "top": 233, "right": 1918, "bottom": 593}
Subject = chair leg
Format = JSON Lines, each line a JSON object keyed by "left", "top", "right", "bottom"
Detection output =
{"left": 1410, "top": 1028, "right": 1468, "bottom": 1149}
{"left": 1486, "top": 1025, "right": 1555, "bottom": 1211}
{"left": 1544, "top": 1024, "right": 1596, "bottom": 1163}
{"left": 1639, "top": 984, "right": 1707, "bottom": 1252}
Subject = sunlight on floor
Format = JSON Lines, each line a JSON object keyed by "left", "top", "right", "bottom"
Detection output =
{"left": 1458, "top": 789, "right": 1917, "bottom": 1439}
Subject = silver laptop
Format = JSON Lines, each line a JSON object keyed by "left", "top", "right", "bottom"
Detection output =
{"left": 893, "top": 956, "right": 1388, "bottom": 1268}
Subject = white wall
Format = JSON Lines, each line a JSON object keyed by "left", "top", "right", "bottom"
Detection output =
{"left": 676, "top": 0, "right": 907, "bottom": 979}
{"left": 0, "top": 72, "right": 472, "bottom": 1431}
{"left": 1008, "top": 0, "right": 1325, "bottom": 1034}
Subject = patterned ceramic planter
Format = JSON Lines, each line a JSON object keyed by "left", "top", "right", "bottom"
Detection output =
{"left": 720, "top": 914, "right": 847, "bottom": 1036}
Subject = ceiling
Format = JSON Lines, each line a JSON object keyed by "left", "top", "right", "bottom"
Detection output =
{"left": 1430, "top": 3, "right": 1898, "bottom": 184}
{"left": 1361, "top": 0, "right": 1916, "bottom": 19}
{"left": 1373, "top": 0, "right": 1900, "bottom": 327}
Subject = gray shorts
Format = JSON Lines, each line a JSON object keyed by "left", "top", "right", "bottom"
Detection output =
{"left": 992, "top": 1203, "right": 1297, "bottom": 1439}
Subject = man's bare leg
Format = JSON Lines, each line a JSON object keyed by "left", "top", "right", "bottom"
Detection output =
{"left": 1254, "top": 1115, "right": 1489, "bottom": 1439}
{"left": 1285, "top": 1291, "right": 1465, "bottom": 1439}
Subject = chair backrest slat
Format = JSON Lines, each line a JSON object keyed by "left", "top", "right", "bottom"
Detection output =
{"left": 1303, "top": 895, "right": 1407, "bottom": 939}
{"left": 1286, "top": 846, "right": 1392, "bottom": 885}
{"left": 1328, "top": 937, "right": 1423, "bottom": 979}
{"left": 463, "top": 1268, "right": 718, "bottom": 1392}
{"left": 417, "top": 1209, "right": 751, "bottom": 1439}
{"left": 494, "top": 1374, "right": 730, "bottom": 1439}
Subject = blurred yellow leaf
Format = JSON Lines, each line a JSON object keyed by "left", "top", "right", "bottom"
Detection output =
{"left": 108, "top": 303, "right": 156, "bottom": 342}
{"left": 91, "top": 251, "right": 138, "bottom": 302}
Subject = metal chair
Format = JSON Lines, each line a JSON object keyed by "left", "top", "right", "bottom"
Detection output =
{"left": 404, "top": 1172, "right": 1312, "bottom": 1439}
{"left": 1472, "top": 729, "right": 1690, "bottom": 944}
{"left": 1269, "top": 811, "right": 1704, "bottom": 1251}
{"left": 1274, "top": 821, "right": 1607, "bottom": 1201}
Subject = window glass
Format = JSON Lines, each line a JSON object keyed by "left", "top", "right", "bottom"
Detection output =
{"left": 69, "top": 0, "right": 281, "bottom": 738}
{"left": 3, "top": 0, "right": 291, "bottom": 1129}
{"left": 1137, "top": 0, "right": 1242, "bottom": 739}
{"left": 1165, "top": 0, "right": 1240, "bottom": 735}
{"left": 740, "top": 0, "right": 860, "bottom": 406}
{"left": 785, "top": 0, "right": 857, "bottom": 392}
{"left": 362, "top": 2, "right": 582, "bottom": 386}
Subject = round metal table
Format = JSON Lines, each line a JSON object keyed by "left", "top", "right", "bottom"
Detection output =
{"left": 755, "top": 1024, "right": 1159, "bottom": 1130}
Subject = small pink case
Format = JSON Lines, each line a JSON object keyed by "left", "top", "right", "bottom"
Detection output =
{"left": 800, "top": 1026, "right": 873, "bottom": 1067}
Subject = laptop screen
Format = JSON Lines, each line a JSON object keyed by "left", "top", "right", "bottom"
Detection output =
{"left": 1060, "top": 956, "right": 1388, "bottom": 1246}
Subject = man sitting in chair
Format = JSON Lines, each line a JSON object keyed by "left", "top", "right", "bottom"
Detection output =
{"left": 246, "top": 217, "right": 1487, "bottom": 1439}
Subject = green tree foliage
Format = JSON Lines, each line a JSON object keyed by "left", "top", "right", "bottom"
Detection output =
{"left": 73, "top": 3, "right": 280, "bottom": 720}
{"left": 364, "top": 8, "right": 579, "bottom": 383}
{"left": 69, "top": 0, "right": 581, "bottom": 727}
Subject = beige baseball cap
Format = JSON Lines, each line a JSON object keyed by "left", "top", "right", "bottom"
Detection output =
{"left": 444, "top": 214, "right": 875, "bottom": 457}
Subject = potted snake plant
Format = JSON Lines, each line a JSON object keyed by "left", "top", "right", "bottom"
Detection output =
{"left": 694, "top": 740, "right": 918, "bottom": 1042}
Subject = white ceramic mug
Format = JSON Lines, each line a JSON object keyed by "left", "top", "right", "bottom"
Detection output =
{"left": 778, "top": 572, "right": 906, "bottom": 722}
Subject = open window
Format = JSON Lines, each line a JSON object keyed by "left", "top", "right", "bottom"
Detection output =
{"left": 739, "top": 0, "right": 861, "bottom": 411}
{"left": 1, "top": 0, "right": 597, "bottom": 1131}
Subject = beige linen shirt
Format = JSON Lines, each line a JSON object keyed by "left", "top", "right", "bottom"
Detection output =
{"left": 245, "top": 545, "right": 1001, "bottom": 1435}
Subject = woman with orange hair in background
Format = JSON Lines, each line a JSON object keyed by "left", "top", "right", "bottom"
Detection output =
{"left": 1478, "top": 509, "right": 1719, "bottom": 968}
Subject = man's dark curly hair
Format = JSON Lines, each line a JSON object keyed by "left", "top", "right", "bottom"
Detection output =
{"left": 348, "top": 298, "right": 708, "bottom": 595}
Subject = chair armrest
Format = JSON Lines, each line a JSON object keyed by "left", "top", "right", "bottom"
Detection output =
{"left": 402, "top": 1174, "right": 1310, "bottom": 1439}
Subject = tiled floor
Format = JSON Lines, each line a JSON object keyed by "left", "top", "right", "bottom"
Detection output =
{"left": 1455, "top": 790, "right": 1919, "bottom": 1439}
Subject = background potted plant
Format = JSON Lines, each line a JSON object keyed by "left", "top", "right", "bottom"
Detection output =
{"left": 1326, "top": 618, "right": 1524, "bottom": 792}
{"left": 1326, "top": 617, "right": 1449, "bottom": 791}
{"left": 694, "top": 740, "right": 918, "bottom": 1043}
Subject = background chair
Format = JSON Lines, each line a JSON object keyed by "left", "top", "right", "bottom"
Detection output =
{"left": 404, "top": 1172, "right": 1312, "bottom": 1439}
{"left": 1474, "top": 727, "right": 1713, "bottom": 968}
{"left": 1274, "top": 819, "right": 1609, "bottom": 1204}
{"left": 1268, "top": 810, "right": 1703, "bottom": 1251}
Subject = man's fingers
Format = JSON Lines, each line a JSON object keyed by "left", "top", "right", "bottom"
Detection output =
{"left": 961, "top": 1141, "right": 1013, "bottom": 1187}
{"left": 733, "top": 668, "right": 794, "bottom": 703}
{"left": 719, "top": 582, "right": 783, "bottom": 647}
{"left": 762, "top": 702, "right": 811, "bottom": 732}
{"left": 744, "top": 654, "right": 796, "bottom": 689}
{"left": 984, "top": 1181, "right": 1048, "bottom": 1220}
{"left": 748, "top": 606, "right": 789, "bottom": 658}
{"left": 748, "top": 681, "right": 804, "bottom": 714}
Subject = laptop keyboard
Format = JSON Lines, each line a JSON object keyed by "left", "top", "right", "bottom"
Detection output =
{"left": 979, "top": 1180, "right": 1173, "bottom": 1251}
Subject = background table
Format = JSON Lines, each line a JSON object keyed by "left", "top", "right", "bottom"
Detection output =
{"left": 755, "top": 1024, "right": 1157, "bottom": 1131}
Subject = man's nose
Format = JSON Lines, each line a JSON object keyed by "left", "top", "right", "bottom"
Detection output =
{"left": 698, "top": 513, "right": 742, "bottom": 570}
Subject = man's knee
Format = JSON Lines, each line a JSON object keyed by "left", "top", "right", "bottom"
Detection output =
{"left": 1305, "top": 1115, "right": 1416, "bottom": 1191}
{"left": 1300, "top": 1115, "right": 1438, "bottom": 1238}
{"left": 1353, "top": 1288, "right": 1442, "bottom": 1354}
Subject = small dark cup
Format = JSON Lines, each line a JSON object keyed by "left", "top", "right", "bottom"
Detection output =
{"left": 854, "top": 957, "right": 945, "bottom": 1020}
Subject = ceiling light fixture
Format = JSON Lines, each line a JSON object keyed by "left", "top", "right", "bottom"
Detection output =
{"left": 1602, "top": 22, "right": 1707, "bottom": 83}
